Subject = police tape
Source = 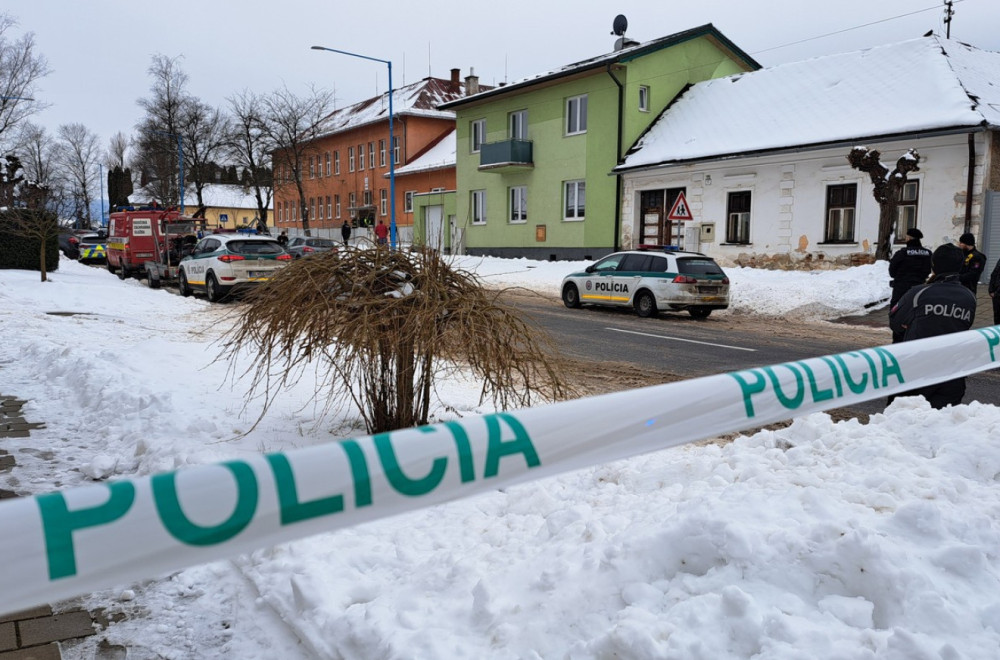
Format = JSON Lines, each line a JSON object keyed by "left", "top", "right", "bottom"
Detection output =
{"left": 2, "top": 326, "right": 1000, "bottom": 614}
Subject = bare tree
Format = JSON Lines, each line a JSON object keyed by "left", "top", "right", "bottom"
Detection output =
{"left": 12, "top": 121, "right": 62, "bottom": 216}
{"left": 224, "top": 248, "right": 573, "bottom": 434}
{"left": 105, "top": 131, "right": 128, "bottom": 169}
{"left": 261, "top": 85, "right": 333, "bottom": 237}
{"left": 180, "top": 98, "right": 230, "bottom": 218}
{"left": 134, "top": 54, "right": 190, "bottom": 206}
{"left": 0, "top": 14, "right": 50, "bottom": 148}
{"left": 848, "top": 147, "right": 921, "bottom": 261}
{"left": 227, "top": 89, "right": 273, "bottom": 229}
{"left": 55, "top": 123, "right": 101, "bottom": 228}
{"left": 1, "top": 154, "right": 58, "bottom": 281}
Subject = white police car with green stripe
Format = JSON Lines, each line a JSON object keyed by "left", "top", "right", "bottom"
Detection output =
{"left": 178, "top": 234, "right": 291, "bottom": 302}
{"left": 561, "top": 246, "right": 730, "bottom": 319}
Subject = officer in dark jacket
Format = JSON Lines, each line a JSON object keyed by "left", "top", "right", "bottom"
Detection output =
{"left": 889, "top": 243, "right": 977, "bottom": 408}
{"left": 988, "top": 256, "right": 1000, "bottom": 325}
{"left": 958, "top": 232, "right": 986, "bottom": 294}
{"left": 888, "top": 227, "right": 932, "bottom": 342}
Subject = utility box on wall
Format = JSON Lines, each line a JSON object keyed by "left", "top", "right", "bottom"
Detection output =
{"left": 700, "top": 223, "right": 716, "bottom": 242}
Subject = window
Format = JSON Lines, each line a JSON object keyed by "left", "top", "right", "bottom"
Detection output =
{"left": 349, "top": 192, "right": 356, "bottom": 211}
{"left": 825, "top": 183, "right": 857, "bottom": 242}
{"left": 509, "top": 186, "right": 527, "bottom": 223}
{"left": 380, "top": 189, "right": 387, "bottom": 216}
{"left": 369, "top": 142, "right": 376, "bottom": 170}
{"left": 358, "top": 144, "right": 365, "bottom": 170}
{"left": 393, "top": 136, "right": 400, "bottom": 164}
{"left": 334, "top": 150, "right": 340, "bottom": 175}
{"left": 471, "top": 190, "right": 486, "bottom": 225}
{"left": 564, "top": 180, "right": 585, "bottom": 220}
{"left": 278, "top": 202, "right": 283, "bottom": 223}
{"left": 348, "top": 147, "right": 355, "bottom": 172}
{"left": 379, "top": 139, "right": 386, "bottom": 167}
{"left": 894, "top": 180, "right": 920, "bottom": 242}
{"left": 309, "top": 157, "right": 315, "bottom": 179}
{"left": 726, "top": 190, "right": 751, "bottom": 244}
{"left": 638, "top": 85, "right": 650, "bottom": 112}
{"left": 325, "top": 152, "right": 331, "bottom": 177}
{"left": 326, "top": 195, "right": 332, "bottom": 221}
{"left": 363, "top": 190, "right": 373, "bottom": 206}
{"left": 310, "top": 197, "right": 316, "bottom": 221}
{"left": 566, "top": 94, "right": 588, "bottom": 135}
{"left": 405, "top": 191, "right": 415, "bottom": 213}
{"left": 509, "top": 110, "right": 528, "bottom": 140}
{"left": 335, "top": 195, "right": 341, "bottom": 218}
{"left": 471, "top": 119, "right": 486, "bottom": 153}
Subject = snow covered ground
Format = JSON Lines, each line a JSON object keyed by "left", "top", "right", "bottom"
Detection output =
{"left": 3, "top": 255, "right": 1000, "bottom": 659}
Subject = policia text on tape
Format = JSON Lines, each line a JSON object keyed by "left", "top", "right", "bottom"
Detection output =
{"left": 2, "top": 326, "right": 1000, "bottom": 614}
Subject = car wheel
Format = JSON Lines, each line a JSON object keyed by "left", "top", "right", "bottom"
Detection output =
{"left": 689, "top": 307, "right": 712, "bottom": 319}
{"left": 106, "top": 261, "right": 117, "bottom": 274}
{"left": 148, "top": 273, "right": 161, "bottom": 289}
{"left": 118, "top": 264, "right": 127, "bottom": 280}
{"left": 562, "top": 283, "right": 581, "bottom": 308}
{"left": 178, "top": 270, "right": 192, "bottom": 297}
{"left": 205, "top": 273, "right": 227, "bottom": 303}
{"left": 635, "top": 291, "right": 657, "bottom": 318}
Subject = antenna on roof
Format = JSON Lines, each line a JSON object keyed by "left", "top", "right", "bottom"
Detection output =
{"left": 611, "top": 15, "right": 637, "bottom": 50}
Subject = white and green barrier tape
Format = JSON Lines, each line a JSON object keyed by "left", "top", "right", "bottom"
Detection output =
{"left": 2, "top": 327, "right": 1000, "bottom": 614}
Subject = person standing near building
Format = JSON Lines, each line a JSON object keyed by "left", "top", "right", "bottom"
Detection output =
{"left": 958, "top": 232, "right": 986, "bottom": 294}
{"left": 888, "top": 227, "right": 932, "bottom": 342}
{"left": 889, "top": 243, "right": 977, "bottom": 408}
{"left": 277, "top": 230, "right": 288, "bottom": 248}
{"left": 988, "top": 256, "right": 1000, "bottom": 325}
{"left": 374, "top": 219, "right": 389, "bottom": 247}
{"left": 341, "top": 220, "right": 352, "bottom": 247}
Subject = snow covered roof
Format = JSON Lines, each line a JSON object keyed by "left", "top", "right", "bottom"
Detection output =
{"left": 618, "top": 36, "right": 1000, "bottom": 171}
{"left": 319, "top": 77, "right": 478, "bottom": 136}
{"left": 440, "top": 24, "right": 758, "bottom": 110}
{"left": 129, "top": 184, "right": 271, "bottom": 210}
{"left": 391, "top": 130, "right": 455, "bottom": 176}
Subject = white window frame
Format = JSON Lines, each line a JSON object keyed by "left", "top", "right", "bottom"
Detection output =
{"left": 335, "top": 194, "right": 341, "bottom": 219}
{"left": 509, "top": 186, "right": 527, "bottom": 223}
{"left": 726, "top": 189, "right": 752, "bottom": 244}
{"left": 471, "top": 189, "right": 486, "bottom": 225}
{"left": 404, "top": 190, "right": 416, "bottom": 213}
{"left": 638, "top": 85, "right": 649, "bottom": 112}
{"left": 509, "top": 110, "right": 528, "bottom": 140}
{"left": 393, "top": 136, "right": 401, "bottom": 164}
{"left": 358, "top": 144, "right": 365, "bottom": 170}
{"left": 348, "top": 147, "right": 355, "bottom": 172}
{"left": 379, "top": 139, "right": 386, "bottom": 167}
{"left": 471, "top": 119, "right": 486, "bottom": 153}
{"left": 325, "top": 152, "right": 331, "bottom": 177}
{"left": 334, "top": 151, "right": 340, "bottom": 175}
{"left": 564, "top": 180, "right": 585, "bottom": 221}
{"left": 380, "top": 189, "right": 387, "bottom": 216}
{"left": 309, "top": 156, "right": 315, "bottom": 179}
{"left": 566, "top": 94, "right": 588, "bottom": 135}
{"left": 369, "top": 142, "right": 376, "bottom": 170}
{"left": 326, "top": 195, "right": 332, "bottom": 221}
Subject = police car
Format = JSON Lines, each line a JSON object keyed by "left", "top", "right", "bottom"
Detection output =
{"left": 561, "top": 246, "right": 730, "bottom": 319}
{"left": 178, "top": 234, "right": 291, "bottom": 302}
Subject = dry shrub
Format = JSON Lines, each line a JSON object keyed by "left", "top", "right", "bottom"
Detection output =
{"left": 224, "top": 246, "right": 573, "bottom": 434}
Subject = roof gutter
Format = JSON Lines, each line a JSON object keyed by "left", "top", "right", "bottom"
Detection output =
{"left": 607, "top": 64, "right": 625, "bottom": 252}
{"left": 965, "top": 131, "right": 975, "bottom": 234}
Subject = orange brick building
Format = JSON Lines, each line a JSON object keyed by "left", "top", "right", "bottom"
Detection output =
{"left": 273, "top": 69, "right": 482, "bottom": 240}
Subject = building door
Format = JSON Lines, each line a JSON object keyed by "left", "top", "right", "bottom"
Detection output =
{"left": 426, "top": 205, "right": 444, "bottom": 251}
{"left": 639, "top": 188, "right": 685, "bottom": 246}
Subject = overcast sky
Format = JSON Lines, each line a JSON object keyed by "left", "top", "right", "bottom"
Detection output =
{"left": 9, "top": 0, "right": 1000, "bottom": 153}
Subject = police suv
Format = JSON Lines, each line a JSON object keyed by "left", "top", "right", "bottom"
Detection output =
{"left": 178, "top": 234, "right": 291, "bottom": 302}
{"left": 561, "top": 246, "right": 730, "bottom": 319}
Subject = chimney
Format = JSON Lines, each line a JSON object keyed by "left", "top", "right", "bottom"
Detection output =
{"left": 464, "top": 67, "right": 479, "bottom": 96}
{"left": 451, "top": 68, "right": 460, "bottom": 84}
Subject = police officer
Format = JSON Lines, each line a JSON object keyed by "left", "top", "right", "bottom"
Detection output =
{"left": 889, "top": 243, "right": 977, "bottom": 408}
{"left": 988, "top": 256, "right": 1000, "bottom": 325}
{"left": 958, "top": 232, "right": 986, "bottom": 294}
{"left": 888, "top": 227, "right": 932, "bottom": 342}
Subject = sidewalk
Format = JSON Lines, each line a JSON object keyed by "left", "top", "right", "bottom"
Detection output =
{"left": 833, "top": 283, "right": 995, "bottom": 330}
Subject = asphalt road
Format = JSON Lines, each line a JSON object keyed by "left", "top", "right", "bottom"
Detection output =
{"left": 507, "top": 290, "right": 1000, "bottom": 420}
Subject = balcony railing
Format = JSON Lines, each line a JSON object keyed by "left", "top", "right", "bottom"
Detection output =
{"left": 479, "top": 139, "right": 533, "bottom": 171}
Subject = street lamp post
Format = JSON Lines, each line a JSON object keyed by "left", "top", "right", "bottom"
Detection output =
{"left": 311, "top": 45, "right": 396, "bottom": 250}
{"left": 154, "top": 130, "right": 184, "bottom": 214}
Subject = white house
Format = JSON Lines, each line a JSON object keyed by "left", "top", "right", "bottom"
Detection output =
{"left": 614, "top": 36, "right": 1000, "bottom": 273}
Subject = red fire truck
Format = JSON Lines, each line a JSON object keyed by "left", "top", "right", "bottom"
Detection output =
{"left": 106, "top": 208, "right": 203, "bottom": 282}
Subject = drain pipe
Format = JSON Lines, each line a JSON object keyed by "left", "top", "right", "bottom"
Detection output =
{"left": 607, "top": 64, "right": 624, "bottom": 252}
{"left": 964, "top": 131, "right": 976, "bottom": 234}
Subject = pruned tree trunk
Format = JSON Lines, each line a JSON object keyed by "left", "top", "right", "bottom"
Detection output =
{"left": 847, "top": 147, "right": 920, "bottom": 261}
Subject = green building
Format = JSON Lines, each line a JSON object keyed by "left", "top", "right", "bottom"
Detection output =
{"left": 436, "top": 24, "right": 758, "bottom": 260}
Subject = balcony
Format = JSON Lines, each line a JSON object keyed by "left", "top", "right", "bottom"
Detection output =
{"left": 479, "top": 139, "right": 533, "bottom": 173}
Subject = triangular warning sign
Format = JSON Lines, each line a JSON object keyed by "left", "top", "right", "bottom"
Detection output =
{"left": 667, "top": 191, "right": 694, "bottom": 221}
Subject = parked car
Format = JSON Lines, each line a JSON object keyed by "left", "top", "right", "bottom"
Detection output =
{"left": 561, "top": 246, "right": 730, "bottom": 318}
{"left": 76, "top": 231, "right": 108, "bottom": 264}
{"left": 58, "top": 229, "right": 80, "bottom": 259}
{"left": 286, "top": 236, "right": 338, "bottom": 259}
{"left": 177, "top": 234, "right": 292, "bottom": 302}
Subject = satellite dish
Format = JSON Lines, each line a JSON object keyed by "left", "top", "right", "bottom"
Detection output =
{"left": 612, "top": 14, "right": 628, "bottom": 36}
